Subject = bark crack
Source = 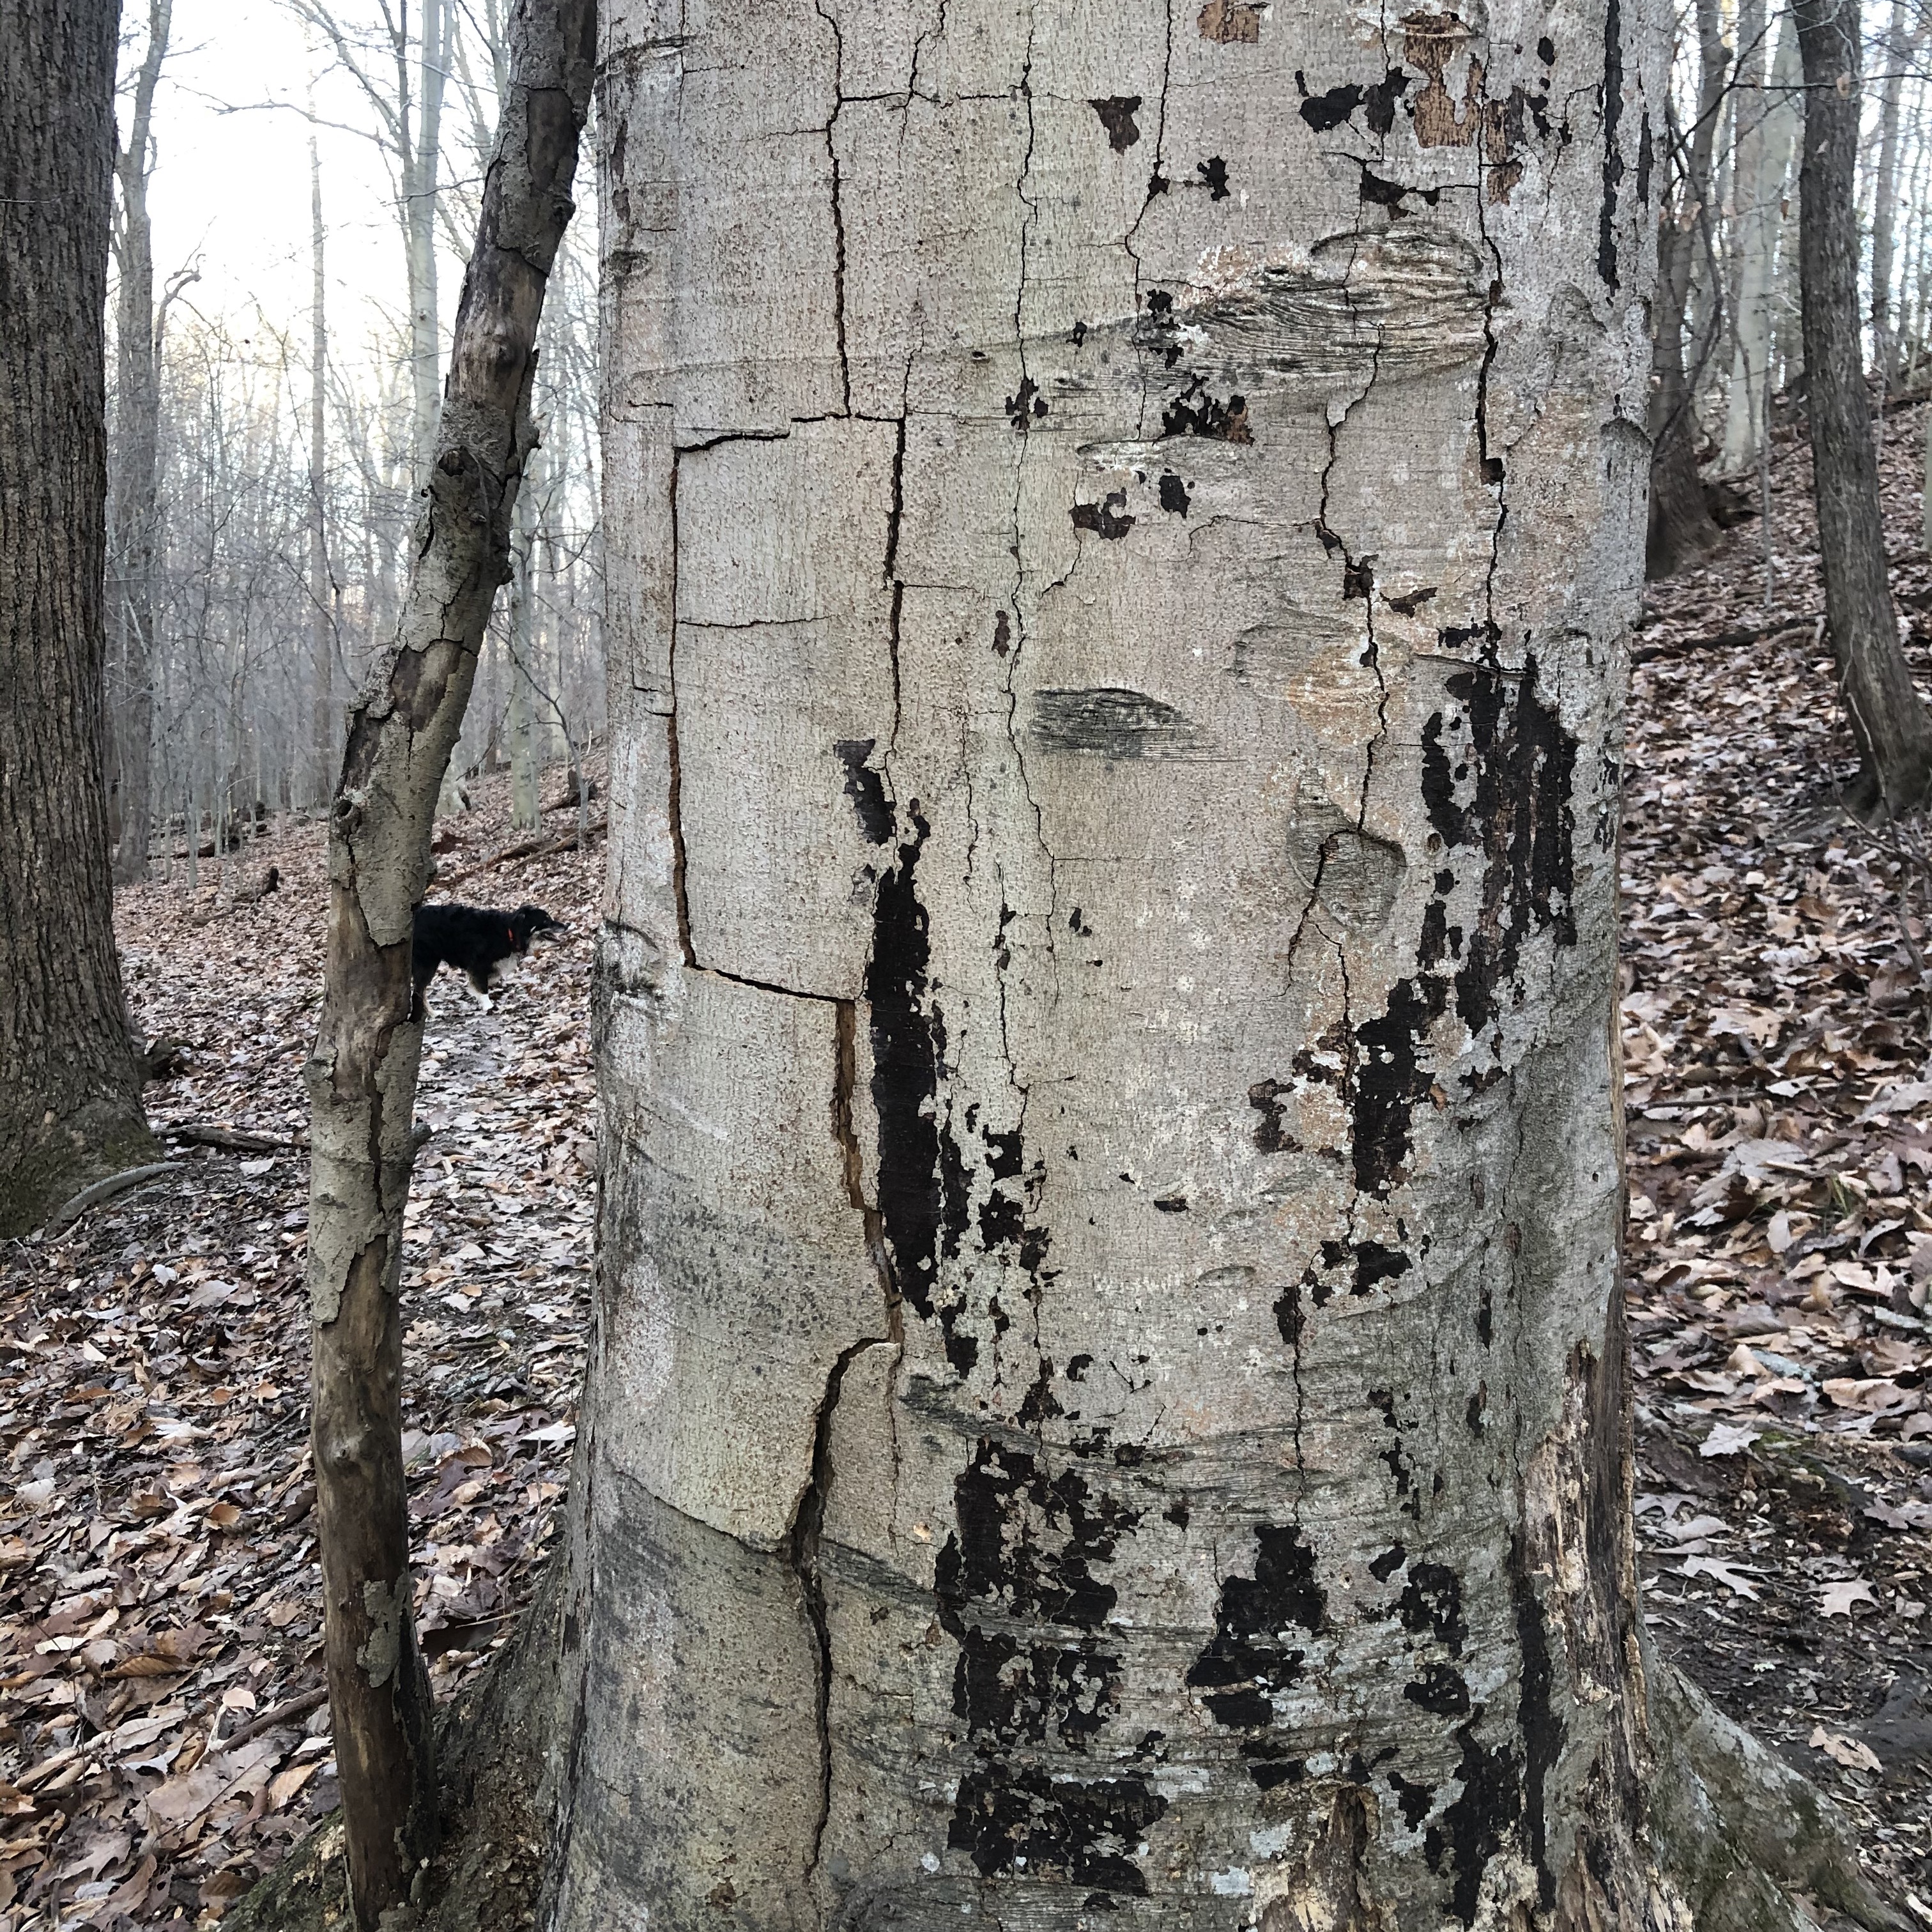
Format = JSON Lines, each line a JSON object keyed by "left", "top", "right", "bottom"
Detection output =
{"left": 813, "top": 0, "right": 854, "bottom": 414}
{"left": 786, "top": 1338, "right": 882, "bottom": 1892}
{"left": 666, "top": 454, "right": 697, "bottom": 967}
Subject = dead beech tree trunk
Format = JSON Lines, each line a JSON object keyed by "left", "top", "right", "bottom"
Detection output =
{"left": 519, "top": 3, "right": 1883, "bottom": 1928}
{"left": 1795, "top": 0, "right": 1932, "bottom": 816}
{"left": 300, "top": 3, "right": 594, "bottom": 1924}
{"left": 0, "top": 0, "right": 157, "bottom": 1238}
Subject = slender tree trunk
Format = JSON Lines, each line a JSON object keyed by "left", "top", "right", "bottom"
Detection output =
{"left": 1722, "top": 9, "right": 1800, "bottom": 473}
{"left": 408, "top": 0, "right": 449, "bottom": 486}
{"left": 109, "top": 0, "right": 172, "bottom": 885}
{"left": 300, "top": 3, "right": 594, "bottom": 1922}
{"left": 1795, "top": 0, "right": 1932, "bottom": 813}
{"left": 1869, "top": 0, "right": 1910, "bottom": 397}
{"left": 507, "top": 442, "right": 541, "bottom": 832}
{"left": 310, "top": 114, "right": 334, "bottom": 806}
{"left": 1648, "top": 0, "right": 1729, "bottom": 576}
{"left": 0, "top": 0, "right": 156, "bottom": 1235}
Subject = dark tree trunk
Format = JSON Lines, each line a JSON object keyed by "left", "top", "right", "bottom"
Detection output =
{"left": 1646, "top": 0, "right": 1728, "bottom": 579}
{"left": 0, "top": 0, "right": 156, "bottom": 1238}
{"left": 109, "top": 0, "right": 172, "bottom": 887}
{"left": 1795, "top": 0, "right": 1932, "bottom": 815}
{"left": 300, "top": 3, "right": 595, "bottom": 1924}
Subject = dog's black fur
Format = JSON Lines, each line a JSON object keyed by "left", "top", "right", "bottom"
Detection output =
{"left": 411, "top": 901, "right": 566, "bottom": 1015}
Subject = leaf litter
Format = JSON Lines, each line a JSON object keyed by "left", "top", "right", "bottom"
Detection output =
{"left": 0, "top": 765, "right": 601, "bottom": 1926}
{"left": 1627, "top": 399, "right": 1932, "bottom": 1910}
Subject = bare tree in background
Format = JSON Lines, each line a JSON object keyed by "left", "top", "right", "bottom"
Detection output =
{"left": 108, "top": 0, "right": 177, "bottom": 884}
{"left": 1, "top": 0, "right": 157, "bottom": 1235}
{"left": 1796, "top": 0, "right": 1932, "bottom": 814}
{"left": 1648, "top": 0, "right": 1729, "bottom": 575}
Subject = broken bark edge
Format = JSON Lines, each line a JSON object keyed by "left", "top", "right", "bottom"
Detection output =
{"left": 1647, "top": 1637, "right": 1910, "bottom": 1932}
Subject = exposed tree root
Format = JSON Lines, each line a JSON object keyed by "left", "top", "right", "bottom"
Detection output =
{"left": 1647, "top": 1637, "right": 1910, "bottom": 1932}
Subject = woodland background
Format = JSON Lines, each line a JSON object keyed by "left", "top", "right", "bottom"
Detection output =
{"left": 10, "top": 0, "right": 1932, "bottom": 1922}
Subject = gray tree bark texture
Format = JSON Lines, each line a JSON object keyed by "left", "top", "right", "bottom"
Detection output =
{"left": 300, "top": 3, "right": 595, "bottom": 1923}
{"left": 1867, "top": 0, "right": 1909, "bottom": 393}
{"left": 540, "top": 0, "right": 1795, "bottom": 1924}
{"left": 1793, "top": 0, "right": 1932, "bottom": 818}
{"left": 0, "top": 0, "right": 157, "bottom": 1239}
{"left": 108, "top": 0, "right": 172, "bottom": 886}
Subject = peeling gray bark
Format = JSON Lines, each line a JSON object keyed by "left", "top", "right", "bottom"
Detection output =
{"left": 301, "top": 4, "right": 595, "bottom": 1924}
{"left": 549, "top": 0, "right": 1837, "bottom": 1924}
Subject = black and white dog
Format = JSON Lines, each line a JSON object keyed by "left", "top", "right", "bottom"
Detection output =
{"left": 411, "top": 901, "right": 567, "bottom": 1016}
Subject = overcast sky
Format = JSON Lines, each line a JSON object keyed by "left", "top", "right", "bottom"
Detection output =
{"left": 141, "top": 0, "right": 471, "bottom": 378}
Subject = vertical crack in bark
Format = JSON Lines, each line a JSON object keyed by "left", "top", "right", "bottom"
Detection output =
{"left": 1311, "top": 271, "right": 1389, "bottom": 827}
{"left": 813, "top": 0, "right": 853, "bottom": 413}
{"left": 885, "top": 397, "right": 908, "bottom": 758}
{"left": 1471, "top": 201, "right": 1509, "bottom": 638}
{"left": 664, "top": 454, "right": 697, "bottom": 967}
{"left": 786, "top": 1339, "right": 873, "bottom": 1891}
{"left": 1123, "top": 0, "right": 1177, "bottom": 315}
{"left": 835, "top": 997, "right": 903, "bottom": 1338}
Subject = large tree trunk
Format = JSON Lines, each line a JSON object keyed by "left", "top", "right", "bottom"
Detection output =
{"left": 1795, "top": 0, "right": 1932, "bottom": 815}
{"left": 0, "top": 0, "right": 156, "bottom": 1238}
{"left": 299, "top": 2, "right": 594, "bottom": 1922}
{"left": 1646, "top": 0, "right": 1727, "bottom": 576}
{"left": 540, "top": 0, "right": 1722, "bottom": 1924}
{"left": 108, "top": 0, "right": 172, "bottom": 886}
{"left": 1720, "top": 8, "right": 1800, "bottom": 474}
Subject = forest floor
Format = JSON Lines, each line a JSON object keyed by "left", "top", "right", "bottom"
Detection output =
{"left": 8, "top": 410, "right": 1932, "bottom": 1927}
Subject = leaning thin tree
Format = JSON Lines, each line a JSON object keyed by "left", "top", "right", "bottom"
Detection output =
{"left": 300, "top": 3, "right": 594, "bottom": 1924}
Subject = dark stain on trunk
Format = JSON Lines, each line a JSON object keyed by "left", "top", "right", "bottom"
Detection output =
{"left": 1353, "top": 656, "right": 1577, "bottom": 1195}
{"left": 1510, "top": 1533, "right": 1560, "bottom": 1908}
{"left": 1089, "top": 94, "right": 1143, "bottom": 149}
{"left": 1032, "top": 687, "right": 1212, "bottom": 762}
{"left": 1598, "top": 0, "right": 1625, "bottom": 289}
{"left": 1185, "top": 1524, "right": 1326, "bottom": 1777}
{"left": 868, "top": 806, "right": 980, "bottom": 1371}
{"left": 833, "top": 737, "right": 893, "bottom": 844}
{"left": 937, "top": 1439, "right": 1162, "bottom": 1890}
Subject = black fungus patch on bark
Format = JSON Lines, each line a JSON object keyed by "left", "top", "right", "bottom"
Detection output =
{"left": 1158, "top": 471, "right": 1191, "bottom": 516}
{"left": 1390, "top": 1768, "right": 1437, "bottom": 1829}
{"left": 1089, "top": 94, "right": 1143, "bottom": 150}
{"left": 1071, "top": 491, "right": 1135, "bottom": 539}
{"left": 948, "top": 1764, "right": 1168, "bottom": 1892}
{"left": 866, "top": 808, "right": 977, "bottom": 1372}
{"left": 1248, "top": 1078, "right": 1296, "bottom": 1152}
{"left": 1005, "top": 376, "right": 1049, "bottom": 429}
{"left": 1351, "top": 657, "right": 1577, "bottom": 1195}
{"left": 1185, "top": 1524, "right": 1326, "bottom": 1765}
{"left": 1597, "top": 0, "right": 1625, "bottom": 289}
{"left": 1510, "top": 1533, "right": 1559, "bottom": 1908}
{"left": 1430, "top": 1722, "right": 1522, "bottom": 1924}
{"left": 1404, "top": 1661, "right": 1473, "bottom": 1717}
{"left": 1197, "top": 155, "right": 1230, "bottom": 199}
{"left": 1368, "top": 1542, "right": 1407, "bottom": 1583}
{"left": 937, "top": 1441, "right": 1160, "bottom": 1890}
{"left": 1273, "top": 1277, "right": 1303, "bottom": 1347}
{"left": 1032, "top": 687, "right": 1211, "bottom": 762}
{"left": 1397, "top": 1561, "right": 1466, "bottom": 1656}
{"left": 833, "top": 738, "right": 893, "bottom": 845}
